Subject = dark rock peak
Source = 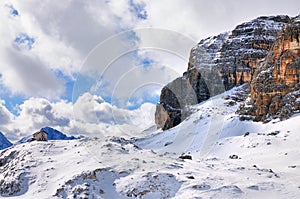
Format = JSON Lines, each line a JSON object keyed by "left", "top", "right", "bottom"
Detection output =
{"left": 155, "top": 68, "right": 210, "bottom": 130}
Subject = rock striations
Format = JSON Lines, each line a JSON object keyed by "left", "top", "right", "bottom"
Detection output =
{"left": 238, "top": 15, "right": 300, "bottom": 122}
{"left": 155, "top": 15, "right": 300, "bottom": 130}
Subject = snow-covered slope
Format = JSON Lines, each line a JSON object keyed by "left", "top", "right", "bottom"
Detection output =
{"left": 1, "top": 85, "right": 300, "bottom": 198}
{"left": 137, "top": 84, "right": 300, "bottom": 156}
{"left": 0, "top": 132, "right": 12, "bottom": 150}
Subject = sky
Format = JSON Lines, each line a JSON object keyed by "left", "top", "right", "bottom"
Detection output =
{"left": 0, "top": 0, "right": 299, "bottom": 142}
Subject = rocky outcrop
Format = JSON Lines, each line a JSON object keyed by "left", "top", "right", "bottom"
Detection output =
{"left": 155, "top": 68, "right": 210, "bottom": 129}
{"left": 189, "top": 15, "right": 290, "bottom": 91}
{"left": 238, "top": 15, "right": 300, "bottom": 122}
{"left": 155, "top": 15, "right": 290, "bottom": 130}
{"left": 0, "top": 151, "right": 29, "bottom": 196}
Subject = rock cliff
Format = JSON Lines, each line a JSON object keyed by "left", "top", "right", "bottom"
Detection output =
{"left": 238, "top": 15, "right": 300, "bottom": 122}
{"left": 155, "top": 68, "right": 210, "bottom": 130}
{"left": 155, "top": 15, "right": 291, "bottom": 129}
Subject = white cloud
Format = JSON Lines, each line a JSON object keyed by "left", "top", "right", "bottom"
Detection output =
{"left": 0, "top": 0, "right": 144, "bottom": 98}
{"left": 0, "top": 48, "right": 65, "bottom": 98}
{"left": 73, "top": 92, "right": 155, "bottom": 135}
{"left": 0, "top": 100, "right": 13, "bottom": 125}
{"left": 0, "top": 0, "right": 299, "bottom": 142}
{"left": 1, "top": 98, "right": 73, "bottom": 141}
{"left": 1, "top": 0, "right": 298, "bottom": 99}
{"left": 140, "top": 0, "right": 300, "bottom": 39}
{"left": 1, "top": 94, "right": 155, "bottom": 142}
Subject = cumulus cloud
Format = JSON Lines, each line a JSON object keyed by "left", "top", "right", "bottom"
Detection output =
{"left": 1, "top": 0, "right": 299, "bottom": 98}
{"left": 0, "top": 0, "right": 299, "bottom": 142}
{"left": 0, "top": 0, "right": 146, "bottom": 98}
{"left": 2, "top": 0, "right": 298, "bottom": 99}
{"left": 73, "top": 92, "right": 155, "bottom": 136}
{"left": 1, "top": 94, "right": 155, "bottom": 142}
{"left": 1, "top": 98, "right": 72, "bottom": 141}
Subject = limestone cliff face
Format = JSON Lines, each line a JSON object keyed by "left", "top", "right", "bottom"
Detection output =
{"left": 238, "top": 16, "right": 300, "bottom": 122}
{"left": 155, "top": 15, "right": 290, "bottom": 130}
{"left": 189, "top": 15, "right": 290, "bottom": 91}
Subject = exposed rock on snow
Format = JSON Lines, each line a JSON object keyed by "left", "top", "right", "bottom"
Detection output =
{"left": 238, "top": 15, "right": 300, "bottom": 122}
{"left": 156, "top": 15, "right": 290, "bottom": 130}
{"left": 155, "top": 68, "right": 210, "bottom": 130}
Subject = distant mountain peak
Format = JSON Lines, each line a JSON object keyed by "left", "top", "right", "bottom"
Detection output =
{"left": 17, "top": 127, "right": 78, "bottom": 144}
{"left": 0, "top": 132, "right": 12, "bottom": 150}
{"left": 40, "top": 126, "right": 76, "bottom": 140}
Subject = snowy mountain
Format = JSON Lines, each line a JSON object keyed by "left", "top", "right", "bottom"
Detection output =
{"left": 156, "top": 15, "right": 300, "bottom": 130}
{"left": 155, "top": 15, "right": 292, "bottom": 130}
{"left": 40, "top": 127, "right": 77, "bottom": 140}
{"left": 0, "top": 132, "right": 12, "bottom": 150}
{"left": 1, "top": 14, "right": 300, "bottom": 198}
{"left": 17, "top": 127, "right": 77, "bottom": 144}
{"left": 1, "top": 85, "right": 300, "bottom": 198}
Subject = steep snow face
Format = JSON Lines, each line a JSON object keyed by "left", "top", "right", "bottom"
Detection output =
{"left": 0, "top": 132, "right": 12, "bottom": 150}
{"left": 1, "top": 85, "right": 300, "bottom": 198}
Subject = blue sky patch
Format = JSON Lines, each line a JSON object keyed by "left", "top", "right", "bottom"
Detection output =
{"left": 129, "top": 0, "right": 147, "bottom": 20}
{"left": 0, "top": 84, "right": 26, "bottom": 116}
{"left": 126, "top": 93, "right": 160, "bottom": 110}
{"left": 140, "top": 58, "right": 154, "bottom": 67}
{"left": 14, "top": 33, "right": 35, "bottom": 50}
{"left": 2, "top": 95, "right": 25, "bottom": 116}
{"left": 7, "top": 5, "right": 19, "bottom": 16}
{"left": 54, "top": 71, "right": 74, "bottom": 102}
